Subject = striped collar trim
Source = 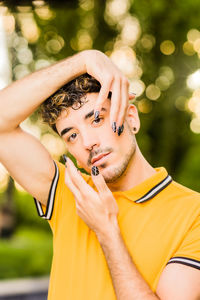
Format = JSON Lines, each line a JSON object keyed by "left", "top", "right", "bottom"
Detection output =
{"left": 134, "top": 175, "right": 172, "bottom": 203}
{"left": 112, "top": 167, "right": 173, "bottom": 204}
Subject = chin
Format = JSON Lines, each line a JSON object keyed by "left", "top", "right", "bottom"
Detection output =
{"left": 97, "top": 163, "right": 123, "bottom": 183}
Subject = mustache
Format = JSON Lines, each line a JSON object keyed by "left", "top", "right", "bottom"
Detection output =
{"left": 88, "top": 147, "right": 113, "bottom": 165}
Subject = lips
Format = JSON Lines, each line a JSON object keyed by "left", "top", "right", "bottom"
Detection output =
{"left": 91, "top": 152, "right": 110, "bottom": 165}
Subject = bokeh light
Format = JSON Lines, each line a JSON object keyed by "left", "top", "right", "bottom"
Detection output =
{"left": 155, "top": 76, "right": 170, "bottom": 91}
{"left": 160, "top": 40, "right": 175, "bottom": 55}
{"left": 79, "top": 0, "right": 94, "bottom": 11}
{"left": 146, "top": 84, "right": 161, "bottom": 101}
{"left": 13, "top": 64, "right": 30, "bottom": 80}
{"left": 129, "top": 79, "right": 145, "bottom": 97}
{"left": 105, "top": 0, "right": 130, "bottom": 25}
{"left": 190, "top": 118, "right": 200, "bottom": 134}
{"left": 140, "top": 34, "right": 155, "bottom": 52}
{"left": 187, "top": 28, "right": 200, "bottom": 43}
{"left": 138, "top": 98, "right": 152, "bottom": 114}
{"left": 120, "top": 15, "right": 141, "bottom": 46}
{"left": 187, "top": 69, "right": 200, "bottom": 90}
{"left": 110, "top": 46, "right": 140, "bottom": 77}
{"left": 17, "top": 12, "right": 40, "bottom": 43}
{"left": 185, "top": 28, "right": 200, "bottom": 58}
{"left": 183, "top": 41, "right": 195, "bottom": 56}
{"left": 159, "top": 66, "right": 174, "bottom": 84}
{"left": 35, "top": 4, "right": 55, "bottom": 20}
{"left": 41, "top": 134, "right": 66, "bottom": 160}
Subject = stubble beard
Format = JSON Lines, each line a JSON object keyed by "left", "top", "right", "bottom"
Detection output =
{"left": 102, "top": 135, "right": 137, "bottom": 183}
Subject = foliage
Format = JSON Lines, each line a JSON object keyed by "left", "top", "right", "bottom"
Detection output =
{"left": 0, "top": 227, "right": 52, "bottom": 279}
{"left": 14, "top": 189, "right": 51, "bottom": 231}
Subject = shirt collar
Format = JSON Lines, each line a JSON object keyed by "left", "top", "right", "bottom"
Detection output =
{"left": 113, "top": 167, "right": 172, "bottom": 203}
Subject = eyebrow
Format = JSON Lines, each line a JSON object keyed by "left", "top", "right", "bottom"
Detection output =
{"left": 60, "top": 107, "right": 107, "bottom": 137}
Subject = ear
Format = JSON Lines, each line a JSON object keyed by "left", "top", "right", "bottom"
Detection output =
{"left": 125, "top": 104, "right": 140, "bottom": 134}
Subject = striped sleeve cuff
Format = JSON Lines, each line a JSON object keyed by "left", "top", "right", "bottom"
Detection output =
{"left": 33, "top": 160, "right": 59, "bottom": 220}
{"left": 167, "top": 256, "right": 200, "bottom": 270}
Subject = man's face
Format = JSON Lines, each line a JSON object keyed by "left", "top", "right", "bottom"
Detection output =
{"left": 56, "top": 93, "right": 137, "bottom": 183}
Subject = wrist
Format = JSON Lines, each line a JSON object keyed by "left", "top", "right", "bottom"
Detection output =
{"left": 96, "top": 217, "right": 120, "bottom": 244}
{"left": 78, "top": 50, "right": 91, "bottom": 74}
{"left": 79, "top": 49, "right": 102, "bottom": 75}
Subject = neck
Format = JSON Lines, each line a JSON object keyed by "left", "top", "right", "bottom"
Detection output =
{"left": 107, "top": 145, "right": 156, "bottom": 192}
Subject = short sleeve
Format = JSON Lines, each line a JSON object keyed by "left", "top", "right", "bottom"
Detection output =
{"left": 167, "top": 214, "right": 200, "bottom": 270}
{"left": 33, "top": 159, "right": 66, "bottom": 231}
{"left": 33, "top": 159, "right": 92, "bottom": 233}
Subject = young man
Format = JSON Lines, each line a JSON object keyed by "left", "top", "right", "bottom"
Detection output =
{"left": 0, "top": 50, "right": 199, "bottom": 300}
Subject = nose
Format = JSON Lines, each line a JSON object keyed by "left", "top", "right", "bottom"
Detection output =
{"left": 81, "top": 130, "right": 100, "bottom": 151}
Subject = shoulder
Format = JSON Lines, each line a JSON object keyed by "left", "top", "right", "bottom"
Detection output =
{"left": 158, "top": 176, "right": 200, "bottom": 218}
{"left": 170, "top": 180, "right": 200, "bottom": 203}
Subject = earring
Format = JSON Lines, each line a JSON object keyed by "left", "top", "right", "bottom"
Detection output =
{"left": 133, "top": 127, "right": 137, "bottom": 132}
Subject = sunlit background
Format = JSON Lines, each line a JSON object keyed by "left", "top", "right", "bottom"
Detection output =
{"left": 0, "top": 0, "right": 200, "bottom": 281}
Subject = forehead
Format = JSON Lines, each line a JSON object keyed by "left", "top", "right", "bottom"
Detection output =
{"left": 56, "top": 93, "right": 110, "bottom": 133}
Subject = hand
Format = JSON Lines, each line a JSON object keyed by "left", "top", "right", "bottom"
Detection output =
{"left": 81, "top": 50, "right": 135, "bottom": 130}
{"left": 63, "top": 156, "right": 119, "bottom": 236}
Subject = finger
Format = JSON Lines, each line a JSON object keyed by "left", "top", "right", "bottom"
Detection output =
{"left": 129, "top": 93, "right": 136, "bottom": 100}
{"left": 109, "top": 76, "right": 121, "bottom": 128}
{"left": 91, "top": 166, "right": 112, "bottom": 198}
{"left": 93, "top": 75, "right": 113, "bottom": 119}
{"left": 64, "top": 166, "right": 82, "bottom": 202}
{"left": 66, "top": 157, "right": 88, "bottom": 188}
{"left": 91, "top": 166, "right": 119, "bottom": 215}
{"left": 116, "top": 77, "right": 129, "bottom": 128}
{"left": 67, "top": 157, "right": 96, "bottom": 195}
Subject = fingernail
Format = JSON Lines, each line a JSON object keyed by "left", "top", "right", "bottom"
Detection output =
{"left": 63, "top": 154, "right": 67, "bottom": 164}
{"left": 117, "top": 124, "right": 124, "bottom": 136}
{"left": 130, "top": 92, "right": 136, "bottom": 96}
{"left": 94, "top": 111, "right": 100, "bottom": 120}
{"left": 117, "top": 127, "right": 121, "bottom": 136}
{"left": 112, "top": 122, "right": 116, "bottom": 133}
{"left": 121, "top": 123, "right": 124, "bottom": 133}
{"left": 92, "top": 166, "right": 99, "bottom": 176}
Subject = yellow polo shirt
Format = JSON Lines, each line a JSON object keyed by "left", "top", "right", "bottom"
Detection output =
{"left": 34, "top": 160, "right": 200, "bottom": 300}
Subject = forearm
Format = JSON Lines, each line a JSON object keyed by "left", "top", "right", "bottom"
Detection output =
{"left": 97, "top": 224, "right": 160, "bottom": 300}
{"left": 0, "top": 52, "right": 85, "bottom": 133}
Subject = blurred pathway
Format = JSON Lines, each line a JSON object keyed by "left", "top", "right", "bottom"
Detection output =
{"left": 0, "top": 276, "right": 49, "bottom": 300}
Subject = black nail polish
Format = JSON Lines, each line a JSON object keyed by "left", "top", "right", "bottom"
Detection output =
{"left": 94, "top": 111, "right": 100, "bottom": 120}
{"left": 63, "top": 154, "right": 67, "bottom": 163}
{"left": 112, "top": 122, "right": 116, "bottom": 133}
{"left": 117, "top": 124, "right": 124, "bottom": 136}
{"left": 121, "top": 124, "right": 124, "bottom": 134}
{"left": 92, "top": 166, "right": 99, "bottom": 176}
{"left": 117, "top": 126, "right": 121, "bottom": 136}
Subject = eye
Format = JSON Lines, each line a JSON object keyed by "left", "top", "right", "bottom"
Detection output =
{"left": 67, "top": 133, "right": 77, "bottom": 142}
{"left": 92, "top": 117, "right": 103, "bottom": 125}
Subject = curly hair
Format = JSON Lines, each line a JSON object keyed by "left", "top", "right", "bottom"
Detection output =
{"left": 39, "top": 73, "right": 110, "bottom": 135}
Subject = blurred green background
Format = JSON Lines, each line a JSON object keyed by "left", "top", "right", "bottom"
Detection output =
{"left": 0, "top": 0, "right": 200, "bottom": 279}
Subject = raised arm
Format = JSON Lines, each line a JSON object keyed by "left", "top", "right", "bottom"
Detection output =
{"left": 0, "top": 52, "right": 85, "bottom": 133}
{"left": 0, "top": 50, "right": 131, "bottom": 133}
{"left": 0, "top": 50, "right": 130, "bottom": 207}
